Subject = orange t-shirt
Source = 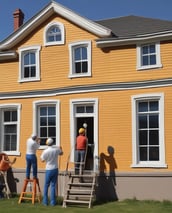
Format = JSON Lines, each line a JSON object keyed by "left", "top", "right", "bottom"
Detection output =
{"left": 76, "top": 135, "right": 87, "bottom": 150}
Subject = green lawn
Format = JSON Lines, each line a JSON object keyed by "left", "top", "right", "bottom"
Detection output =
{"left": 1, "top": 197, "right": 172, "bottom": 213}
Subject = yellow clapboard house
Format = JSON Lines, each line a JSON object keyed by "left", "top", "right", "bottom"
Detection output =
{"left": 1, "top": 1, "right": 172, "bottom": 201}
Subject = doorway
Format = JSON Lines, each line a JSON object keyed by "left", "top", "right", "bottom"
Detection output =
{"left": 70, "top": 98, "right": 98, "bottom": 172}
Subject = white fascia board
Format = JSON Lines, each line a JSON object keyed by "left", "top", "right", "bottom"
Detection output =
{"left": 0, "top": 51, "right": 17, "bottom": 60}
{"left": 0, "top": 2, "right": 111, "bottom": 50}
{"left": 52, "top": 2, "right": 111, "bottom": 37}
{"left": 96, "top": 31, "right": 172, "bottom": 48}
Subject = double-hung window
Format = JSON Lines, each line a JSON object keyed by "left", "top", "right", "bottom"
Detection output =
{"left": 137, "top": 42, "right": 162, "bottom": 70}
{"left": 0, "top": 104, "right": 21, "bottom": 155}
{"left": 69, "top": 41, "right": 91, "bottom": 78}
{"left": 44, "top": 22, "right": 65, "bottom": 46}
{"left": 19, "top": 46, "right": 41, "bottom": 82}
{"left": 131, "top": 93, "right": 166, "bottom": 168}
{"left": 33, "top": 100, "right": 60, "bottom": 147}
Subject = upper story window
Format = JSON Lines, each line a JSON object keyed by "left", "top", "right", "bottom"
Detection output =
{"left": 44, "top": 22, "right": 65, "bottom": 46}
{"left": 19, "top": 46, "right": 41, "bottom": 82}
{"left": 69, "top": 41, "right": 91, "bottom": 78}
{"left": 131, "top": 93, "right": 166, "bottom": 168}
{"left": 137, "top": 42, "right": 162, "bottom": 70}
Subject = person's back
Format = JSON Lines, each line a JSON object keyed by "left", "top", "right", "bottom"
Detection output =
{"left": 40, "top": 138, "right": 63, "bottom": 206}
{"left": 42, "top": 146, "right": 60, "bottom": 170}
{"left": 26, "top": 137, "right": 39, "bottom": 154}
{"left": 76, "top": 135, "right": 87, "bottom": 150}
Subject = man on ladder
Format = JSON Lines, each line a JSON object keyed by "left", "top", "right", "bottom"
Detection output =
{"left": 75, "top": 126, "right": 88, "bottom": 176}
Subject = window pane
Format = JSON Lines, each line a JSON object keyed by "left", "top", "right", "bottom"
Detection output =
{"left": 142, "top": 46, "right": 148, "bottom": 54}
{"left": 24, "top": 53, "right": 30, "bottom": 65}
{"left": 138, "top": 102, "right": 148, "bottom": 112}
{"left": 24, "top": 67, "right": 29, "bottom": 78}
{"left": 48, "top": 127, "right": 56, "bottom": 137}
{"left": 139, "top": 130, "right": 147, "bottom": 145}
{"left": 5, "top": 125, "right": 16, "bottom": 133}
{"left": 150, "top": 45, "right": 155, "bottom": 53}
{"left": 31, "top": 66, "right": 36, "bottom": 77}
{"left": 48, "top": 117, "right": 56, "bottom": 126}
{"left": 75, "top": 48, "right": 81, "bottom": 60}
{"left": 142, "top": 56, "right": 148, "bottom": 66}
{"left": 12, "top": 111, "right": 17, "bottom": 121}
{"left": 150, "top": 101, "right": 158, "bottom": 111}
{"left": 82, "top": 47, "right": 87, "bottom": 60}
{"left": 149, "top": 147, "right": 159, "bottom": 161}
{"left": 75, "top": 62, "right": 81, "bottom": 73}
{"left": 149, "top": 115, "right": 159, "bottom": 128}
{"left": 40, "top": 117, "right": 47, "bottom": 126}
{"left": 149, "top": 130, "right": 159, "bottom": 145}
{"left": 76, "top": 106, "right": 84, "bottom": 113}
{"left": 48, "top": 107, "right": 56, "bottom": 115}
{"left": 82, "top": 62, "right": 88, "bottom": 73}
{"left": 30, "top": 53, "right": 35, "bottom": 64}
{"left": 4, "top": 111, "right": 10, "bottom": 122}
{"left": 40, "top": 107, "right": 47, "bottom": 116}
{"left": 150, "top": 55, "right": 156, "bottom": 65}
{"left": 11, "top": 135, "right": 17, "bottom": 150}
{"left": 40, "top": 127, "right": 47, "bottom": 137}
{"left": 139, "top": 115, "right": 147, "bottom": 128}
{"left": 86, "top": 106, "right": 93, "bottom": 113}
{"left": 140, "top": 147, "right": 147, "bottom": 161}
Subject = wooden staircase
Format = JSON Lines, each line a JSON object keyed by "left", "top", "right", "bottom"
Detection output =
{"left": 62, "top": 172, "right": 97, "bottom": 208}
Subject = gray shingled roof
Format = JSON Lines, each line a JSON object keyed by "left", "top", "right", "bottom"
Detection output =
{"left": 96, "top": 15, "right": 172, "bottom": 38}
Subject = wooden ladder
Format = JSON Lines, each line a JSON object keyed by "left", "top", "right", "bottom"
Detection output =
{"left": 62, "top": 172, "right": 97, "bottom": 208}
{"left": 18, "top": 178, "right": 41, "bottom": 204}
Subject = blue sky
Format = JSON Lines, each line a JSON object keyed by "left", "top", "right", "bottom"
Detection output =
{"left": 1, "top": 0, "right": 172, "bottom": 41}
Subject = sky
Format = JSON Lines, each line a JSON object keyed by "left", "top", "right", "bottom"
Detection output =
{"left": 1, "top": 0, "right": 172, "bottom": 41}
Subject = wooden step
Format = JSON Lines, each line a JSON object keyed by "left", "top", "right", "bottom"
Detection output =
{"left": 63, "top": 199, "right": 90, "bottom": 204}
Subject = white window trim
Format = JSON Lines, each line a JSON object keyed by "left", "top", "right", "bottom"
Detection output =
{"left": 0, "top": 104, "right": 21, "bottom": 156}
{"left": 18, "top": 45, "right": 41, "bottom": 83}
{"left": 33, "top": 100, "right": 60, "bottom": 149}
{"left": 44, "top": 21, "right": 65, "bottom": 46}
{"left": 136, "top": 42, "right": 162, "bottom": 70}
{"left": 68, "top": 41, "right": 92, "bottom": 78}
{"left": 131, "top": 93, "right": 167, "bottom": 168}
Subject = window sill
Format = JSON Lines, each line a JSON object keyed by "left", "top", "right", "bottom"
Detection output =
{"left": 3, "top": 151, "right": 21, "bottom": 156}
{"left": 137, "top": 63, "right": 162, "bottom": 71}
{"left": 131, "top": 163, "right": 167, "bottom": 168}
{"left": 18, "top": 78, "right": 40, "bottom": 83}
{"left": 68, "top": 73, "right": 91, "bottom": 79}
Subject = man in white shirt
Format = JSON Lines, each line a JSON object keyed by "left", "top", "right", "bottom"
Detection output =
{"left": 40, "top": 138, "right": 63, "bottom": 206}
{"left": 26, "top": 134, "right": 40, "bottom": 179}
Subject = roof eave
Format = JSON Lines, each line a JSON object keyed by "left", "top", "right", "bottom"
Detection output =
{"left": 96, "top": 32, "right": 172, "bottom": 48}
{"left": 0, "top": 51, "right": 18, "bottom": 60}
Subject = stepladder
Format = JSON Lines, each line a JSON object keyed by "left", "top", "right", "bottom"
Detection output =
{"left": 0, "top": 171, "right": 11, "bottom": 199}
{"left": 18, "top": 178, "right": 42, "bottom": 204}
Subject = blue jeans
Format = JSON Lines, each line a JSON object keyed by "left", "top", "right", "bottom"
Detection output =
{"left": 43, "top": 168, "right": 58, "bottom": 206}
{"left": 26, "top": 154, "right": 37, "bottom": 179}
{"left": 75, "top": 150, "right": 86, "bottom": 174}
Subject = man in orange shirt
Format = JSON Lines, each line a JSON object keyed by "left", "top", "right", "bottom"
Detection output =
{"left": 75, "top": 128, "right": 88, "bottom": 175}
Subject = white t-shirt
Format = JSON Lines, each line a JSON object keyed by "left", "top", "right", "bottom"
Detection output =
{"left": 40, "top": 146, "right": 62, "bottom": 170}
{"left": 26, "top": 138, "right": 40, "bottom": 154}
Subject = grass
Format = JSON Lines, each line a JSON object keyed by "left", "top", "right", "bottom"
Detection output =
{"left": 1, "top": 196, "right": 172, "bottom": 213}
